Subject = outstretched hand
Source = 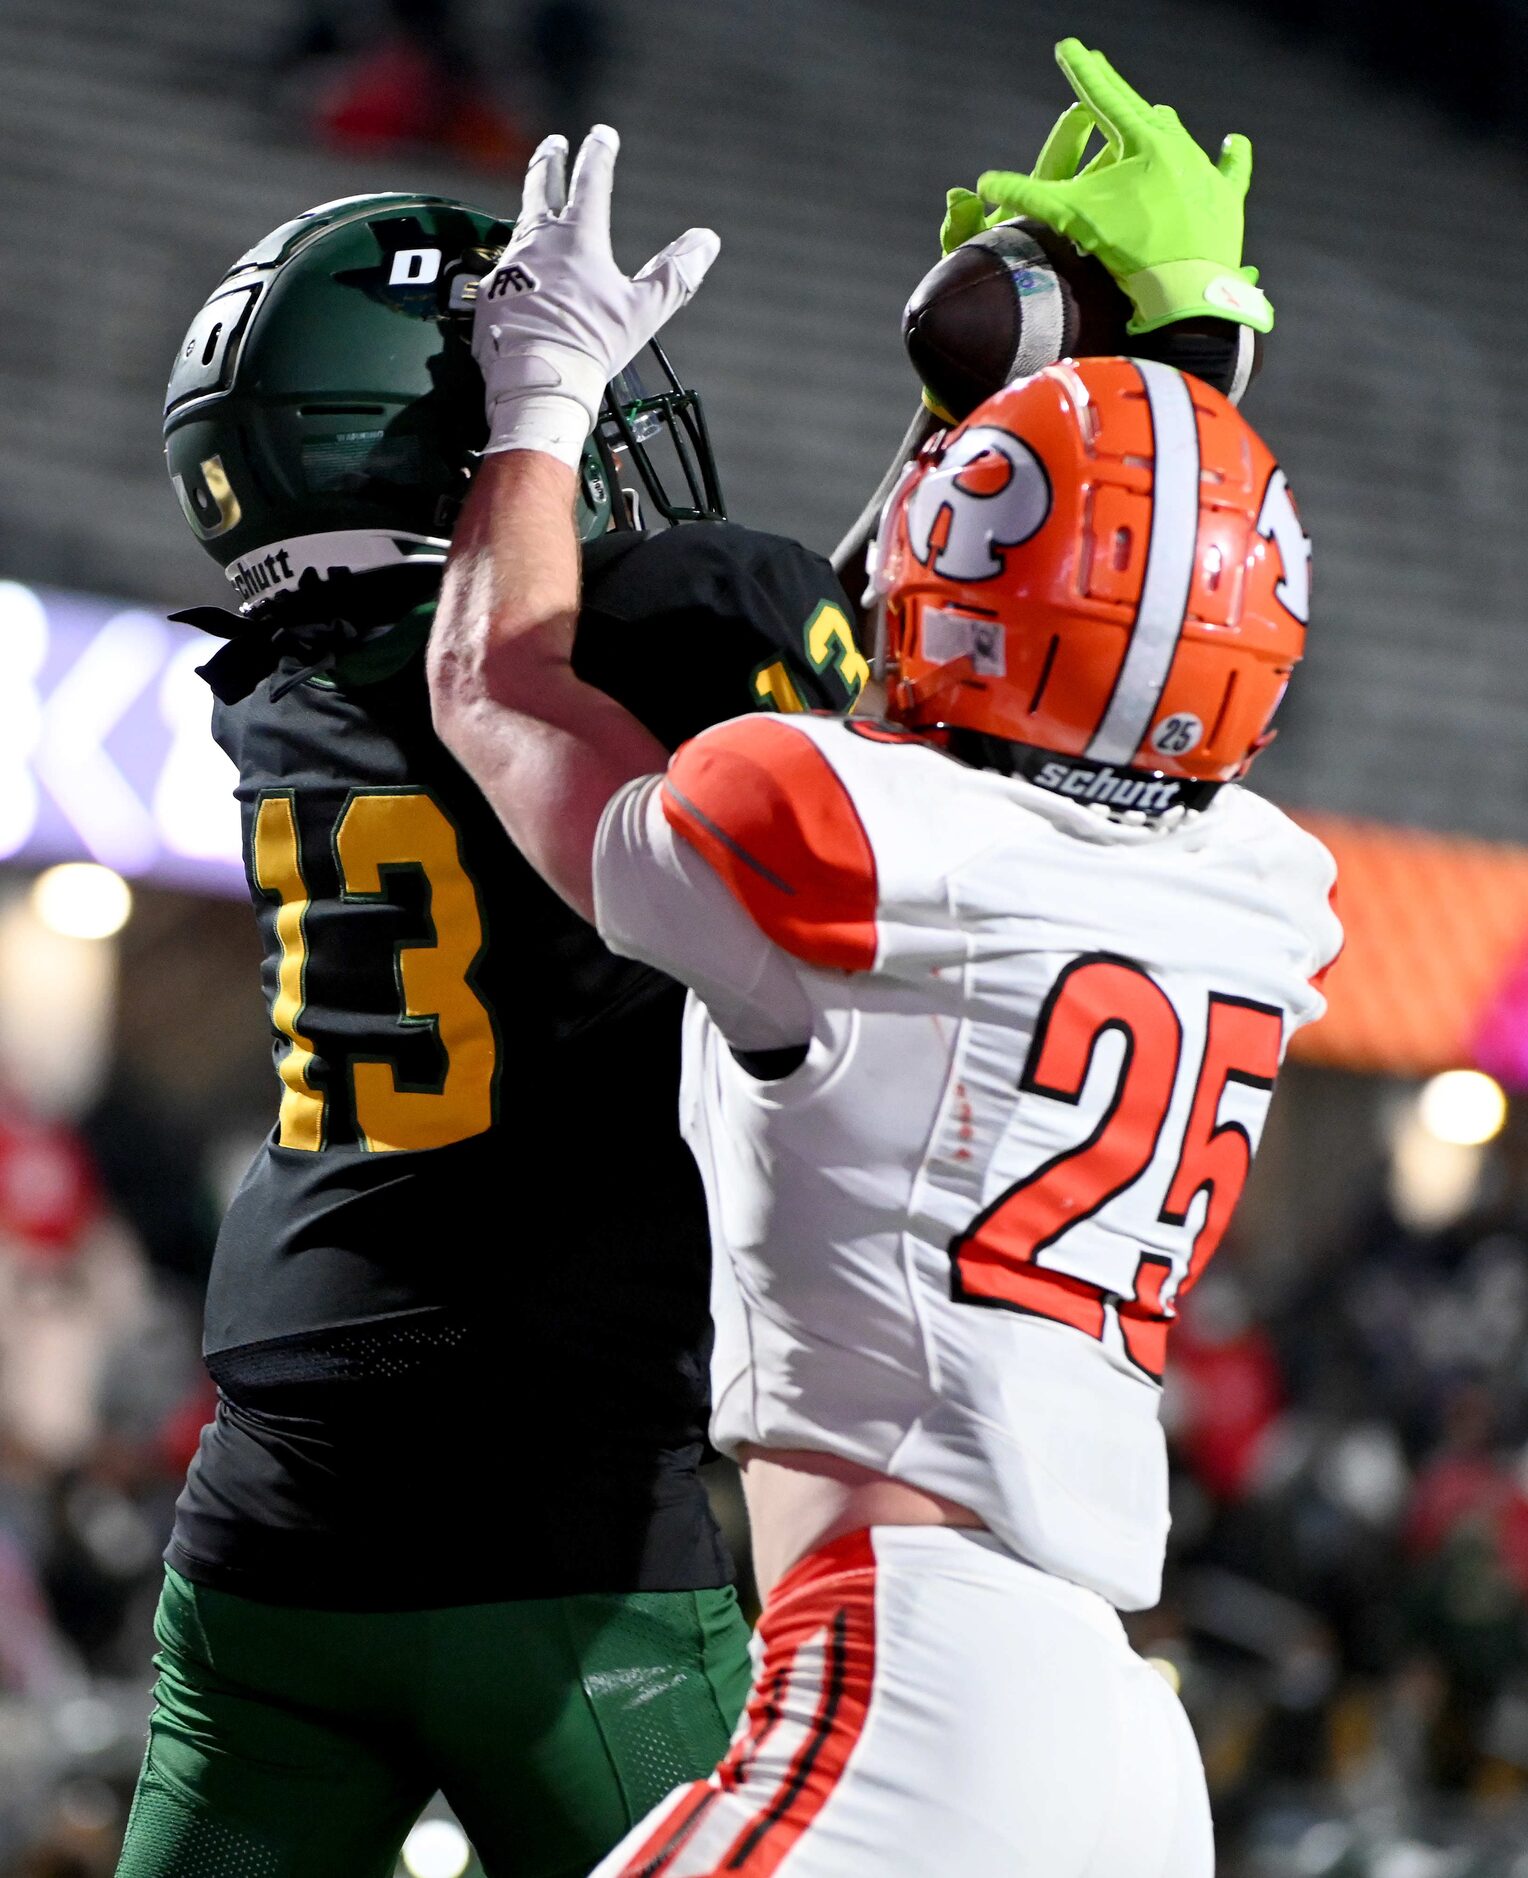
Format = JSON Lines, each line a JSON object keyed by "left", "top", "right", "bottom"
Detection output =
{"left": 474, "top": 125, "right": 721, "bottom": 465}
{"left": 942, "top": 39, "right": 1271, "bottom": 337}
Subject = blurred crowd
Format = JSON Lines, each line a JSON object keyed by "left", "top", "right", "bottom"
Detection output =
{"left": 270, "top": 0, "right": 610, "bottom": 172}
{"left": 1150, "top": 1108, "right": 1528, "bottom": 1875}
{"left": 5, "top": 1082, "right": 1528, "bottom": 1875}
{"left": 0, "top": 1090, "right": 213, "bottom": 1878}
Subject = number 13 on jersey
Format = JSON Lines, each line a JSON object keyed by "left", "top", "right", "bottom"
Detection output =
{"left": 252, "top": 789, "right": 496, "bottom": 1154}
{"left": 949, "top": 954, "right": 1283, "bottom": 1381}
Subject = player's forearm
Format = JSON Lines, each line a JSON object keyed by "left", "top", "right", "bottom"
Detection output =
{"left": 434, "top": 449, "right": 581, "bottom": 695}
{"left": 432, "top": 124, "right": 718, "bottom": 917}
{"left": 429, "top": 450, "right": 667, "bottom": 921}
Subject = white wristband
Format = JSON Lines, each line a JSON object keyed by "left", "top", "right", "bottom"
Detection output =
{"left": 479, "top": 341, "right": 609, "bottom": 464}
{"left": 482, "top": 392, "right": 595, "bottom": 467}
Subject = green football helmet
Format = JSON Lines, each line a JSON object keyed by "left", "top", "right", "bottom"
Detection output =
{"left": 164, "top": 193, "right": 725, "bottom": 623}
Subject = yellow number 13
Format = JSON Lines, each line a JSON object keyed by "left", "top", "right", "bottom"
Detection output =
{"left": 253, "top": 791, "right": 496, "bottom": 1155}
{"left": 750, "top": 602, "right": 870, "bottom": 715}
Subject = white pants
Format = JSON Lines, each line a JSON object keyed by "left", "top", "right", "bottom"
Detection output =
{"left": 591, "top": 1525, "right": 1212, "bottom": 1878}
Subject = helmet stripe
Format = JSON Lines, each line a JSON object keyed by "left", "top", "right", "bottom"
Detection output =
{"left": 1084, "top": 360, "right": 1200, "bottom": 766}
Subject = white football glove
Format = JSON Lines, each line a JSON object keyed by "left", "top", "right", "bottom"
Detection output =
{"left": 474, "top": 124, "right": 721, "bottom": 467}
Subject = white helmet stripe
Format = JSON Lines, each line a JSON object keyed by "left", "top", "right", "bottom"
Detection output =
{"left": 1085, "top": 361, "right": 1201, "bottom": 766}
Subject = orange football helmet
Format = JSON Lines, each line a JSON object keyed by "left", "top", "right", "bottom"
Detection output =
{"left": 868, "top": 356, "right": 1309, "bottom": 786}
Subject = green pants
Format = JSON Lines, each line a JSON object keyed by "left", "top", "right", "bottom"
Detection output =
{"left": 116, "top": 1568, "right": 750, "bottom": 1878}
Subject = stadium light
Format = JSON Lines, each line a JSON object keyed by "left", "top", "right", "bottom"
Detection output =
{"left": 1417, "top": 1069, "right": 1508, "bottom": 1148}
{"left": 30, "top": 863, "right": 133, "bottom": 940}
{"left": 401, "top": 1819, "right": 472, "bottom": 1878}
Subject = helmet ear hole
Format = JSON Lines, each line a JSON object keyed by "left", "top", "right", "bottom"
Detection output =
{"left": 171, "top": 453, "right": 243, "bottom": 540}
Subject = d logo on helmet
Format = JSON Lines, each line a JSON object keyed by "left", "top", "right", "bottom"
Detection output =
{"left": 905, "top": 426, "right": 1052, "bottom": 583}
{"left": 172, "top": 454, "right": 243, "bottom": 540}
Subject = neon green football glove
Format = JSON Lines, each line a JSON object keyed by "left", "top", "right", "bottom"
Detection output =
{"left": 939, "top": 186, "right": 990, "bottom": 256}
{"left": 945, "top": 38, "right": 1273, "bottom": 337}
{"left": 939, "top": 102, "right": 1096, "bottom": 257}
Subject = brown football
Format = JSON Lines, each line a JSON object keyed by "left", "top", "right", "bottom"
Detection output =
{"left": 903, "top": 219, "right": 1133, "bottom": 422}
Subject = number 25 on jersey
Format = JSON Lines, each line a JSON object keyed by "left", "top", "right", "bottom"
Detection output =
{"left": 950, "top": 954, "right": 1283, "bottom": 1380}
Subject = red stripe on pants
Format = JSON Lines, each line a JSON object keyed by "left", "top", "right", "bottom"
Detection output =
{"left": 719, "top": 1532, "right": 882, "bottom": 1875}
{"left": 613, "top": 1531, "right": 880, "bottom": 1878}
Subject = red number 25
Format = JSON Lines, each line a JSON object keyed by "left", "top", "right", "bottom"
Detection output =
{"left": 949, "top": 955, "right": 1283, "bottom": 1381}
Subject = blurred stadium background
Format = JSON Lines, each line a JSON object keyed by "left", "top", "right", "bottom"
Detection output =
{"left": 2, "top": 1, "right": 1528, "bottom": 1873}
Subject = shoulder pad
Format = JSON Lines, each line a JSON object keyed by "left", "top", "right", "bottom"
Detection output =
{"left": 661, "top": 716, "right": 878, "bottom": 971}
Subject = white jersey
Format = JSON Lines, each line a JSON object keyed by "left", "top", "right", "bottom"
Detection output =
{"left": 595, "top": 713, "right": 1340, "bottom": 1609}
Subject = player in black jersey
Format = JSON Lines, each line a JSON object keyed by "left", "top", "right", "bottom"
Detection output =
{"left": 119, "top": 193, "right": 866, "bottom": 1878}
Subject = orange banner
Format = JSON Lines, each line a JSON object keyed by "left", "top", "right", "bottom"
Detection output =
{"left": 1288, "top": 812, "right": 1528, "bottom": 1082}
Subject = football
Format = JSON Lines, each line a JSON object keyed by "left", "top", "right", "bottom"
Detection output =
{"left": 902, "top": 218, "right": 1133, "bottom": 422}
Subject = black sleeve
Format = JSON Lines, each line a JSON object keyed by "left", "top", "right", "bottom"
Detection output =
{"left": 574, "top": 521, "right": 865, "bottom": 752}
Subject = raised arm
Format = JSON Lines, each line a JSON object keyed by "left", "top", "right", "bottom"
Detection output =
{"left": 429, "top": 450, "right": 664, "bottom": 921}
{"left": 427, "top": 126, "right": 718, "bottom": 922}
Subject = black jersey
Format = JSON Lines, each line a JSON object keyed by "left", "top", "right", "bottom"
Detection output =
{"left": 168, "top": 523, "right": 865, "bottom": 1608}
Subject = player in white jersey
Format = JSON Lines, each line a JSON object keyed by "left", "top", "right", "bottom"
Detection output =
{"left": 428, "top": 128, "right": 1342, "bottom": 1877}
